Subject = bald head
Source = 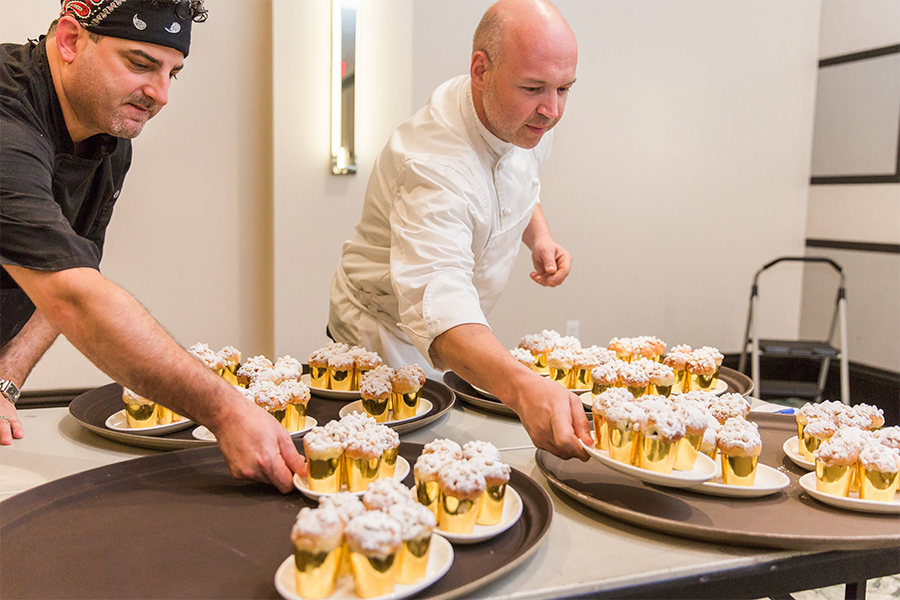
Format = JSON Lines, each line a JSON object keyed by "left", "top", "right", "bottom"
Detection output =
{"left": 472, "top": 0, "right": 576, "bottom": 67}
{"left": 470, "top": 0, "right": 577, "bottom": 148}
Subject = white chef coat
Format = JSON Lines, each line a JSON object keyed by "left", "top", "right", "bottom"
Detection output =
{"left": 328, "top": 75, "right": 553, "bottom": 376}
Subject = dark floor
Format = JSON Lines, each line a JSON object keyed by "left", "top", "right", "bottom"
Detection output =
{"left": 723, "top": 354, "right": 899, "bottom": 426}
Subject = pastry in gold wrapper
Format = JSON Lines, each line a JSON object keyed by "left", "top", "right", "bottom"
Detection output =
{"left": 591, "top": 388, "right": 634, "bottom": 451}
{"left": 671, "top": 402, "right": 708, "bottom": 471}
{"left": 328, "top": 352, "right": 356, "bottom": 393}
{"left": 708, "top": 393, "right": 750, "bottom": 425}
{"left": 518, "top": 332, "right": 556, "bottom": 374}
{"left": 344, "top": 511, "right": 403, "bottom": 599}
{"left": 608, "top": 337, "right": 634, "bottom": 363}
{"left": 391, "top": 364, "right": 426, "bottom": 420}
{"left": 436, "top": 460, "right": 486, "bottom": 535}
{"left": 304, "top": 427, "right": 345, "bottom": 494}
{"left": 802, "top": 418, "right": 839, "bottom": 463}
{"left": 352, "top": 349, "right": 383, "bottom": 391}
{"left": 686, "top": 352, "right": 716, "bottom": 392}
{"left": 290, "top": 507, "right": 344, "bottom": 599}
{"left": 344, "top": 430, "right": 383, "bottom": 493}
{"left": 387, "top": 501, "right": 437, "bottom": 584}
{"left": 813, "top": 435, "right": 859, "bottom": 497}
{"left": 646, "top": 362, "right": 676, "bottom": 397}
{"left": 604, "top": 401, "right": 647, "bottom": 466}
{"left": 632, "top": 336, "right": 666, "bottom": 363}
{"left": 469, "top": 455, "right": 511, "bottom": 525}
{"left": 122, "top": 387, "right": 157, "bottom": 428}
{"left": 662, "top": 345, "right": 691, "bottom": 393}
{"left": 717, "top": 417, "right": 762, "bottom": 486}
{"left": 509, "top": 347, "right": 537, "bottom": 371}
{"left": 618, "top": 362, "right": 649, "bottom": 398}
{"left": 359, "top": 370, "right": 392, "bottom": 423}
{"left": 317, "top": 492, "right": 366, "bottom": 577}
{"left": 414, "top": 452, "right": 454, "bottom": 521}
{"left": 236, "top": 355, "right": 274, "bottom": 388}
{"left": 590, "top": 362, "right": 620, "bottom": 397}
{"left": 218, "top": 345, "right": 242, "bottom": 386}
{"left": 697, "top": 346, "right": 723, "bottom": 388}
{"left": 362, "top": 477, "right": 415, "bottom": 513}
{"left": 570, "top": 347, "right": 615, "bottom": 391}
{"left": 857, "top": 443, "right": 900, "bottom": 502}
{"left": 636, "top": 404, "right": 685, "bottom": 474}
{"left": 547, "top": 348, "right": 577, "bottom": 388}
{"left": 280, "top": 379, "right": 311, "bottom": 431}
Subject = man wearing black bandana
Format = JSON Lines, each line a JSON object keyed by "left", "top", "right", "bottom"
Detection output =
{"left": 0, "top": 0, "right": 308, "bottom": 492}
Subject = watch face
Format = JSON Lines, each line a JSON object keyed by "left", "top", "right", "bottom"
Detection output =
{"left": 0, "top": 380, "right": 20, "bottom": 404}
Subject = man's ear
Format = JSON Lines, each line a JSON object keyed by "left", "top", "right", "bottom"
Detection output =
{"left": 470, "top": 51, "right": 491, "bottom": 91}
{"left": 55, "top": 16, "right": 84, "bottom": 64}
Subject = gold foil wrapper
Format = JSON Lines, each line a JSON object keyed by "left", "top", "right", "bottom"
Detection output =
{"left": 858, "top": 465, "right": 898, "bottom": 502}
{"left": 650, "top": 384, "right": 673, "bottom": 398}
{"left": 347, "top": 456, "right": 382, "bottom": 493}
{"left": 350, "top": 551, "right": 398, "bottom": 599}
{"left": 816, "top": 462, "right": 853, "bottom": 496}
{"left": 286, "top": 403, "right": 308, "bottom": 432}
{"left": 625, "top": 385, "right": 647, "bottom": 398}
{"left": 801, "top": 430, "right": 826, "bottom": 462}
{"left": 309, "top": 366, "right": 329, "bottom": 389}
{"left": 156, "top": 405, "right": 174, "bottom": 426}
{"left": 476, "top": 483, "right": 506, "bottom": 525}
{"left": 361, "top": 397, "right": 390, "bottom": 423}
{"left": 711, "top": 364, "right": 722, "bottom": 389}
{"left": 592, "top": 414, "right": 608, "bottom": 451}
{"left": 688, "top": 373, "right": 715, "bottom": 393}
{"left": 380, "top": 447, "right": 399, "bottom": 480}
{"left": 797, "top": 422, "right": 805, "bottom": 454}
{"left": 591, "top": 383, "right": 611, "bottom": 396}
{"left": 438, "top": 493, "right": 479, "bottom": 534}
{"left": 673, "top": 432, "right": 703, "bottom": 471}
{"left": 673, "top": 369, "right": 688, "bottom": 393}
{"left": 307, "top": 456, "right": 342, "bottom": 494}
{"left": 330, "top": 368, "right": 354, "bottom": 392}
{"left": 396, "top": 535, "right": 431, "bottom": 584}
{"left": 722, "top": 454, "right": 758, "bottom": 486}
{"left": 269, "top": 407, "right": 289, "bottom": 429}
{"left": 124, "top": 402, "right": 157, "bottom": 428}
{"left": 572, "top": 368, "right": 593, "bottom": 390}
{"left": 392, "top": 390, "right": 421, "bottom": 420}
{"left": 608, "top": 427, "right": 639, "bottom": 465}
{"left": 354, "top": 367, "right": 372, "bottom": 391}
{"left": 532, "top": 353, "right": 549, "bottom": 374}
{"left": 638, "top": 435, "right": 678, "bottom": 474}
{"left": 549, "top": 366, "right": 572, "bottom": 388}
{"left": 416, "top": 480, "right": 441, "bottom": 521}
{"left": 293, "top": 546, "right": 341, "bottom": 600}
{"left": 219, "top": 367, "right": 239, "bottom": 387}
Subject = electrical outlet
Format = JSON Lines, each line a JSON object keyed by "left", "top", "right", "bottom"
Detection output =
{"left": 566, "top": 320, "right": 580, "bottom": 339}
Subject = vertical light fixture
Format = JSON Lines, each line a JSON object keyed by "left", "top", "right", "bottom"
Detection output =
{"left": 331, "top": 0, "right": 357, "bottom": 174}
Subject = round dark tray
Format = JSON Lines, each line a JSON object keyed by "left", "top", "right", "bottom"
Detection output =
{"left": 68, "top": 379, "right": 455, "bottom": 451}
{"left": 0, "top": 442, "right": 552, "bottom": 599}
{"left": 536, "top": 412, "right": 898, "bottom": 551}
{"left": 446, "top": 366, "right": 754, "bottom": 419}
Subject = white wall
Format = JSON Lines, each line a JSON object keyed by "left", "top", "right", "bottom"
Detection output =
{"left": 3, "top": 0, "right": 275, "bottom": 391}
{"left": 800, "top": 0, "right": 900, "bottom": 373}
{"left": 5, "top": 0, "right": 826, "bottom": 391}
{"left": 410, "top": 0, "right": 822, "bottom": 352}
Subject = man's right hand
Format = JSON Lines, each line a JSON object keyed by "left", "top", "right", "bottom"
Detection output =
{"left": 503, "top": 372, "right": 592, "bottom": 461}
{"left": 0, "top": 396, "right": 24, "bottom": 445}
{"left": 211, "top": 399, "right": 308, "bottom": 493}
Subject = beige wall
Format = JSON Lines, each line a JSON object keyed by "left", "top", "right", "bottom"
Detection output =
{"left": 2, "top": 0, "right": 275, "bottom": 390}
{"left": 800, "top": 0, "right": 900, "bottom": 373}
{"left": 5, "top": 0, "right": 829, "bottom": 391}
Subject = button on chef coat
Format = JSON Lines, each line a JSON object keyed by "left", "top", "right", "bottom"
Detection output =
{"left": 329, "top": 75, "right": 552, "bottom": 373}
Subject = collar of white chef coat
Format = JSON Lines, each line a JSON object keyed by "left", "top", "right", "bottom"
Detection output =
{"left": 466, "top": 82, "right": 515, "bottom": 164}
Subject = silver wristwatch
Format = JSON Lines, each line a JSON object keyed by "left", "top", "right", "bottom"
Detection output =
{"left": 0, "top": 380, "right": 21, "bottom": 406}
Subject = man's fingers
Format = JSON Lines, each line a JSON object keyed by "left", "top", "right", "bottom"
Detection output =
{"left": 0, "top": 421, "right": 12, "bottom": 445}
{"left": 280, "top": 435, "right": 308, "bottom": 478}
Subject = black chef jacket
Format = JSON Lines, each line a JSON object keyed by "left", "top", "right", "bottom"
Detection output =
{"left": 1, "top": 36, "right": 132, "bottom": 346}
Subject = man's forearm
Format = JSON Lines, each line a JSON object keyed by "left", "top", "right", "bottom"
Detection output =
{"left": 0, "top": 309, "right": 59, "bottom": 387}
{"left": 4, "top": 265, "right": 240, "bottom": 429}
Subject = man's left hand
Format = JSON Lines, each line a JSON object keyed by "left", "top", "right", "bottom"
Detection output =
{"left": 529, "top": 239, "right": 572, "bottom": 287}
{"left": 0, "top": 397, "right": 24, "bottom": 445}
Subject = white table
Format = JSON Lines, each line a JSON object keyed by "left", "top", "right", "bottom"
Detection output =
{"left": 1, "top": 399, "right": 895, "bottom": 599}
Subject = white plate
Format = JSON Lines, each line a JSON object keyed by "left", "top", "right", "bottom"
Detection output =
{"left": 301, "top": 373, "right": 361, "bottom": 400}
{"left": 470, "top": 383, "right": 498, "bottom": 401}
{"left": 104, "top": 409, "right": 193, "bottom": 436}
{"left": 687, "top": 462, "right": 790, "bottom": 498}
{"left": 581, "top": 434, "right": 716, "bottom": 488}
{"left": 578, "top": 381, "right": 727, "bottom": 410}
{"left": 798, "top": 472, "right": 900, "bottom": 514}
{"left": 339, "top": 400, "right": 433, "bottom": 425}
{"left": 292, "top": 457, "right": 411, "bottom": 501}
{"left": 783, "top": 436, "right": 814, "bottom": 471}
{"left": 192, "top": 417, "right": 317, "bottom": 442}
{"left": 274, "top": 533, "right": 453, "bottom": 600}
{"left": 437, "top": 485, "right": 523, "bottom": 544}
{"left": 713, "top": 379, "right": 728, "bottom": 395}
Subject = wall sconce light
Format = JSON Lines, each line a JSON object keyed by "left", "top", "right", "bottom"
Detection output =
{"left": 332, "top": 0, "right": 357, "bottom": 174}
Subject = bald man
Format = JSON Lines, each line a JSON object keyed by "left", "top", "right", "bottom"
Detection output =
{"left": 329, "top": 0, "right": 591, "bottom": 460}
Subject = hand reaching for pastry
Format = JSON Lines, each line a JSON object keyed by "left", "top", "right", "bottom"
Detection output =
{"left": 506, "top": 374, "right": 591, "bottom": 460}
{"left": 212, "top": 400, "right": 308, "bottom": 493}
